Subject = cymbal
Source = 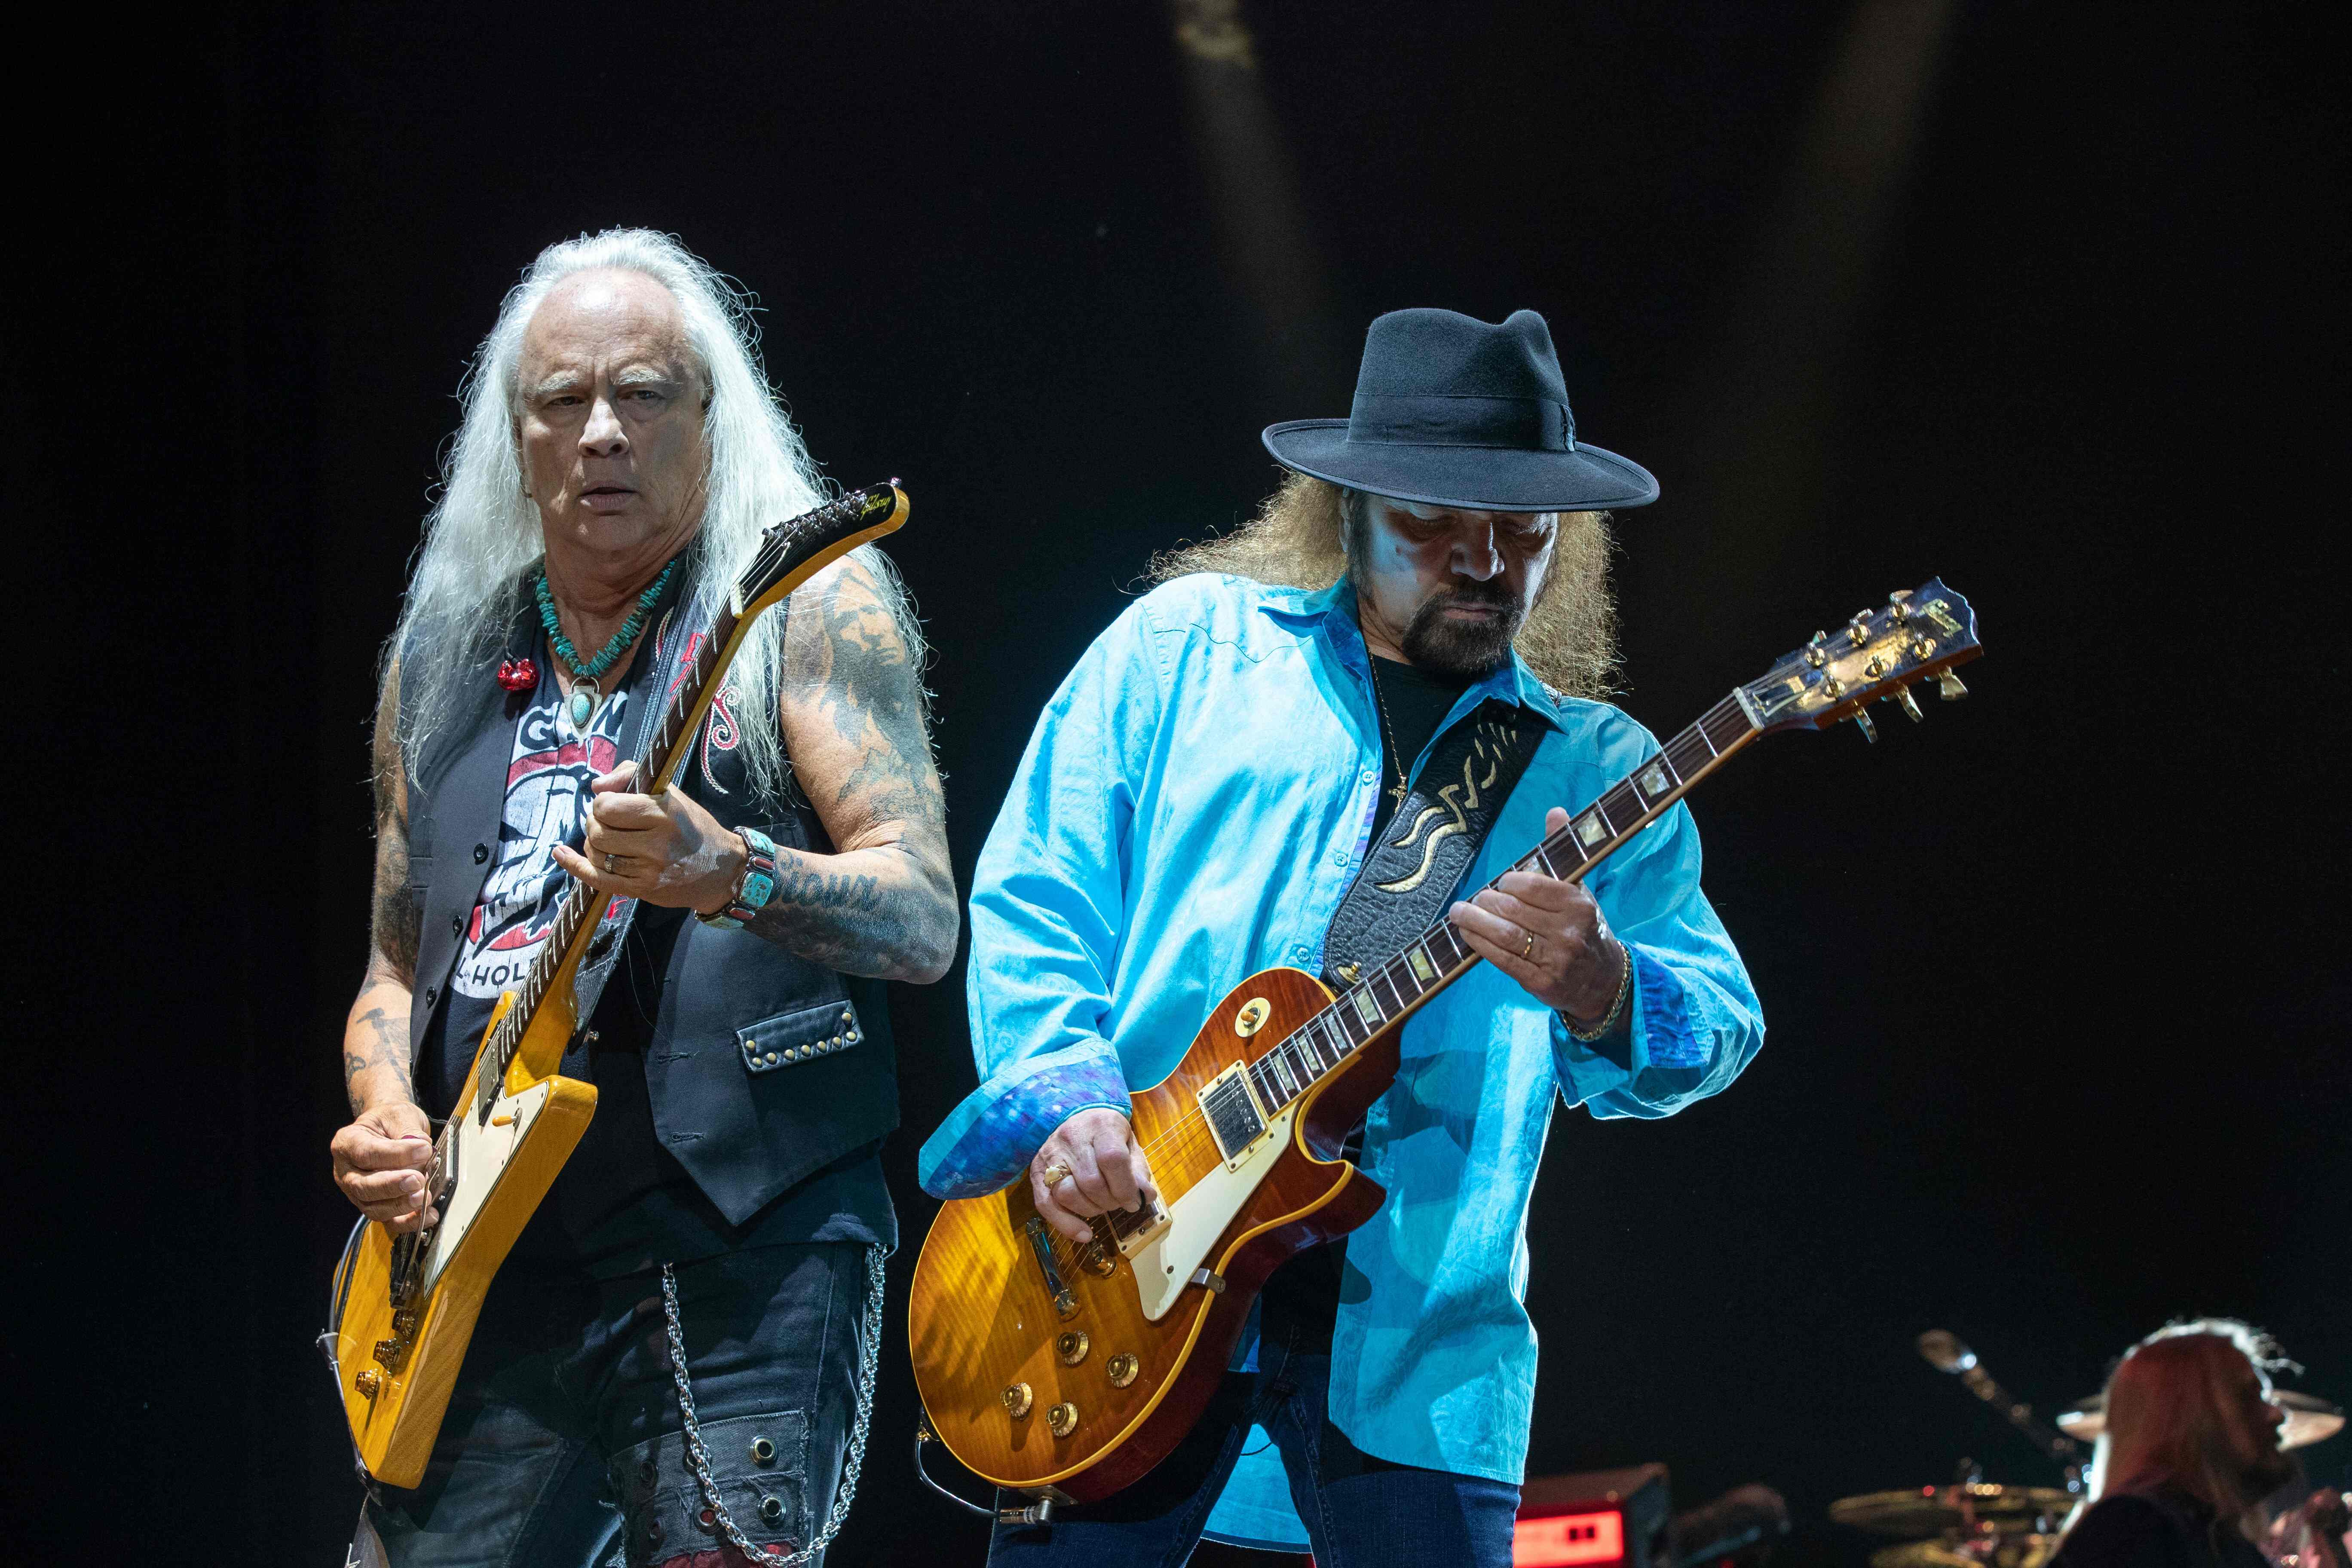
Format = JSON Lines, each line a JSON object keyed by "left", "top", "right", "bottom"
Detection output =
{"left": 2056, "top": 1388, "right": 2345, "bottom": 1450}
{"left": 1831, "top": 1484, "right": 2073, "bottom": 1537}
{"left": 1871, "top": 1537, "right": 2058, "bottom": 1568}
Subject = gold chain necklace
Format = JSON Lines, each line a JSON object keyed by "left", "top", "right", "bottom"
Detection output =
{"left": 1366, "top": 658, "right": 1412, "bottom": 806}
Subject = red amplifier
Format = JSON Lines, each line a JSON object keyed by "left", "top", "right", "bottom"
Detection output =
{"left": 1513, "top": 1464, "right": 1670, "bottom": 1568}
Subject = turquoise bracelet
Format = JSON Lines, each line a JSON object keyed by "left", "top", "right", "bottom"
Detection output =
{"left": 698, "top": 825, "right": 780, "bottom": 930}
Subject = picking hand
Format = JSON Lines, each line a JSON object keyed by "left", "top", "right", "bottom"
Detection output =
{"left": 1030, "top": 1107, "right": 1158, "bottom": 1246}
{"left": 332, "top": 1099, "right": 438, "bottom": 1233}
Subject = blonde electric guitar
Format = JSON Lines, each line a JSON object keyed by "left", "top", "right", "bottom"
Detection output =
{"left": 328, "top": 483, "right": 909, "bottom": 1487}
{"left": 909, "top": 579, "right": 1980, "bottom": 1508}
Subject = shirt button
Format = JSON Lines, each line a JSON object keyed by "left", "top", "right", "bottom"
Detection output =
{"left": 473, "top": 843, "right": 489, "bottom": 864}
{"left": 1360, "top": 769, "right": 1376, "bottom": 785}
{"left": 449, "top": 913, "right": 462, "bottom": 937}
{"left": 1333, "top": 851, "right": 1348, "bottom": 866}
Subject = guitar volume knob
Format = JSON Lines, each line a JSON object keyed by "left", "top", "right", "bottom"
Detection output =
{"left": 1001, "top": 1382, "right": 1034, "bottom": 1419}
{"left": 1047, "top": 1402, "right": 1080, "bottom": 1438}
{"left": 1057, "top": 1331, "right": 1090, "bottom": 1366}
{"left": 1107, "top": 1354, "right": 1139, "bottom": 1388}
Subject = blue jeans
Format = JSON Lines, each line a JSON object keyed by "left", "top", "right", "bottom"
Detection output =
{"left": 985, "top": 1326, "right": 1520, "bottom": 1568}
{"left": 354, "top": 1243, "right": 870, "bottom": 1568}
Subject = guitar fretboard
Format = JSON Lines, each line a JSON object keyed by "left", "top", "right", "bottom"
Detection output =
{"left": 1234, "top": 693, "right": 1758, "bottom": 1132}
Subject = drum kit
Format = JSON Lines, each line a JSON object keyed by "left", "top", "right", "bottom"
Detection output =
{"left": 1826, "top": 1331, "right": 2346, "bottom": 1568}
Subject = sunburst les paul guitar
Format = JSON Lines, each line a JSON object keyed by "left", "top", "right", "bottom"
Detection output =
{"left": 328, "top": 484, "right": 910, "bottom": 1487}
{"left": 909, "top": 579, "right": 1981, "bottom": 1507}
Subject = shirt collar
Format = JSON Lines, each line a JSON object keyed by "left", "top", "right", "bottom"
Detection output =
{"left": 1260, "top": 577, "right": 1565, "bottom": 735}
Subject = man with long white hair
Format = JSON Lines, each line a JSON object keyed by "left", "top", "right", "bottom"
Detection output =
{"left": 331, "top": 229, "right": 954, "bottom": 1565}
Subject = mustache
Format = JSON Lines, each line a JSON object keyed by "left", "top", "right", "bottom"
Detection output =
{"left": 1418, "top": 581, "right": 1514, "bottom": 614}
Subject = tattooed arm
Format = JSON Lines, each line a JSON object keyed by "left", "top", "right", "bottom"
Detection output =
{"left": 560, "top": 549, "right": 958, "bottom": 979}
{"left": 748, "top": 549, "right": 957, "bottom": 981}
{"left": 329, "top": 660, "right": 438, "bottom": 1231}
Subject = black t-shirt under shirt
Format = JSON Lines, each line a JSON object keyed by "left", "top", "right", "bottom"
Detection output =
{"left": 1258, "top": 654, "right": 1474, "bottom": 1351}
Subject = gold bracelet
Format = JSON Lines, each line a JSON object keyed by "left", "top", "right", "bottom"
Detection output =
{"left": 1563, "top": 939, "right": 1633, "bottom": 1042}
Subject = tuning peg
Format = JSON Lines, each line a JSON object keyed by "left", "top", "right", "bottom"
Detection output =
{"left": 1847, "top": 616, "right": 1873, "bottom": 647}
{"left": 1936, "top": 670, "right": 1968, "bottom": 701}
{"left": 1896, "top": 688, "right": 1924, "bottom": 723}
{"left": 1852, "top": 710, "right": 1878, "bottom": 743}
{"left": 1890, "top": 588, "right": 1914, "bottom": 602}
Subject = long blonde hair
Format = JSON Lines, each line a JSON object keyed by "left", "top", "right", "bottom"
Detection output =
{"left": 2098, "top": 1321, "right": 2290, "bottom": 1534}
{"left": 1147, "top": 472, "right": 1620, "bottom": 698}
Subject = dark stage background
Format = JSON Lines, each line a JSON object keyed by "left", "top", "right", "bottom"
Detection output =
{"left": 16, "top": 3, "right": 2346, "bottom": 1562}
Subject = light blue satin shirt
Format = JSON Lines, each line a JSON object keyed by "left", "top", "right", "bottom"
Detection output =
{"left": 917, "top": 573, "right": 1763, "bottom": 1549}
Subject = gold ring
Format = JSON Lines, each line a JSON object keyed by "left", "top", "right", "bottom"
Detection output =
{"left": 1040, "top": 1163, "right": 1072, "bottom": 1188}
{"left": 602, "top": 852, "right": 619, "bottom": 873}
{"left": 1521, "top": 932, "right": 1536, "bottom": 962}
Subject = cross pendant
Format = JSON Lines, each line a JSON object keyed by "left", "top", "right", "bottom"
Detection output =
{"left": 1388, "top": 781, "right": 1409, "bottom": 804}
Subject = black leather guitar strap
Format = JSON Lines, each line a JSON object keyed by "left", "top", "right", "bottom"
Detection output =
{"left": 1320, "top": 698, "right": 1546, "bottom": 986}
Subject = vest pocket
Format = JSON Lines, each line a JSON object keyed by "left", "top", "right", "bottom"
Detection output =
{"left": 736, "top": 998, "right": 863, "bottom": 1075}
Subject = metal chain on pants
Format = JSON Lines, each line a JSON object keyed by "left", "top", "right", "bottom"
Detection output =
{"left": 661, "top": 1246, "right": 885, "bottom": 1567}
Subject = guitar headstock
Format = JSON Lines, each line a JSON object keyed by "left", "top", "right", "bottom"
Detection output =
{"left": 1741, "top": 578, "right": 1981, "bottom": 739}
{"left": 735, "top": 481, "right": 910, "bottom": 617}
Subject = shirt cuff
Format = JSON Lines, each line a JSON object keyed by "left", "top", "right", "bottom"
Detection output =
{"left": 916, "top": 1044, "right": 1133, "bottom": 1200}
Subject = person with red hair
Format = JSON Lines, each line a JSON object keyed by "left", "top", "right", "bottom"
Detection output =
{"left": 2051, "top": 1320, "right": 2297, "bottom": 1568}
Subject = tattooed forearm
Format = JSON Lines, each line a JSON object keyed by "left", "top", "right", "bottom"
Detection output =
{"left": 741, "top": 850, "right": 937, "bottom": 978}
{"left": 343, "top": 997, "right": 416, "bottom": 1113}
{"left": 764, "top": 553, "right": 958, "bottom": 982}
{"left": 369, "top": 658, "right": 422, "bottom": 988}
{"left": 346, "top": 659, "right": 421, "bottom": 1112}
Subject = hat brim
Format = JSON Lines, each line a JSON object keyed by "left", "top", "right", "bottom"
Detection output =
{"left": 1262, "top": 420, "right": 1659, "bottom": 512}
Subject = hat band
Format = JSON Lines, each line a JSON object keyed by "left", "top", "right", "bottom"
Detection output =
{"left": 1345, "top": 393, "right": 1575, "bottom": 453}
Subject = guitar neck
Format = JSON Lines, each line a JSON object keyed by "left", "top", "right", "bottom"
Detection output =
{"left": 472, "top": 588, "right": 746, "bottom": 1090}
{"left": 1240, "top": 691, "right": 1763, "bottom": 1115}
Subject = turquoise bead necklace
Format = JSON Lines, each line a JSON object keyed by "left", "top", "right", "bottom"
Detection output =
{"left": 534, "top": 560, "right": 675, "bottom": 729}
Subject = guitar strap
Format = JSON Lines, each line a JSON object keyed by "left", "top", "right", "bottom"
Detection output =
{"left": 1320, "top": 698, "right": 1547, "bottom": 986}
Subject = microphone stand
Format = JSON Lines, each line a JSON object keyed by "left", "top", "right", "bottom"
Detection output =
{"left": 1919, "top": 1332, "right": 2087, "bottom": 1496}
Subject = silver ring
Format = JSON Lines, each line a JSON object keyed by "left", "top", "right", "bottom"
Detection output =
{"left": 602, "top": 852, "right": 619, "bottom": 873}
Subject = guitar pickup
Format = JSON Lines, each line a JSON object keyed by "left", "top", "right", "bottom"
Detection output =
{"left": 1197, "top": 1065, "right": 1267, "bottom": 1169}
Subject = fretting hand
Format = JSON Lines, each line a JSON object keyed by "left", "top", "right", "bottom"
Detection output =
{"left": 552, "top": 759, "right": 748, "bottom": 915}
{"left": 1030, "top": 1107, "right": 1158, "bottom": 1245}
{"left": 1448, "top": 805, "right": 1627, "bottom": 1025}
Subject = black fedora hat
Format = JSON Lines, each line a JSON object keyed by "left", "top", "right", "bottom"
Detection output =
{"left": 1262, "top": 308, "right": 1658, "bottom": 512}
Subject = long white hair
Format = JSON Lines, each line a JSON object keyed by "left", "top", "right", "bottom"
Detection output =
{"left": 389, "top": 227, "right": 924, "bottom": 795}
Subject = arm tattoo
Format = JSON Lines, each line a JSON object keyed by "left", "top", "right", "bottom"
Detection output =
{"left": 752, "top": 555, "right": 957, "bottom": 981}
{"left": 343, "top": 1000, "right": 413, "bottom": 1110}
{"left": 370, "top": 659, "right": 423, "bottom": 989}
{"left": 346, "top": 661, "right": 421, "bottom": 1113}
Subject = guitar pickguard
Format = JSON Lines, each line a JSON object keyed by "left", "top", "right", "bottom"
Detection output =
{"left": 417, "top": 1078, "right": 556, "bottom": 1295}
{"left": 1124, "top": 1104, "right": 1296, "bottom": 1321}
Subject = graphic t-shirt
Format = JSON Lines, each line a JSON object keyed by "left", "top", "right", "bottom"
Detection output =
{"left": 447, "top": 664, "right": 635, "bottom": 1009}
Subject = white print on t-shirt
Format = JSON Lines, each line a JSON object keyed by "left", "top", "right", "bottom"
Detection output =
{"left": 451, "top": 685, "right": 635, "bottom": 1000}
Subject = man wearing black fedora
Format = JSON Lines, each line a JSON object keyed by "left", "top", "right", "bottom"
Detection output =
{"left": 920, "top": 308, "right": 1765, "bottom": 1563}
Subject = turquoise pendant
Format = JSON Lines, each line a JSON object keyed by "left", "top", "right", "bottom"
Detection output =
{"left": 567, "top": 689, "right": 595, "bottom": 728}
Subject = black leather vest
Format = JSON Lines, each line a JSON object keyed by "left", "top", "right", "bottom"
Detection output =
{"left": 399, "top": 589, "right": 900, "bottom": 1226}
